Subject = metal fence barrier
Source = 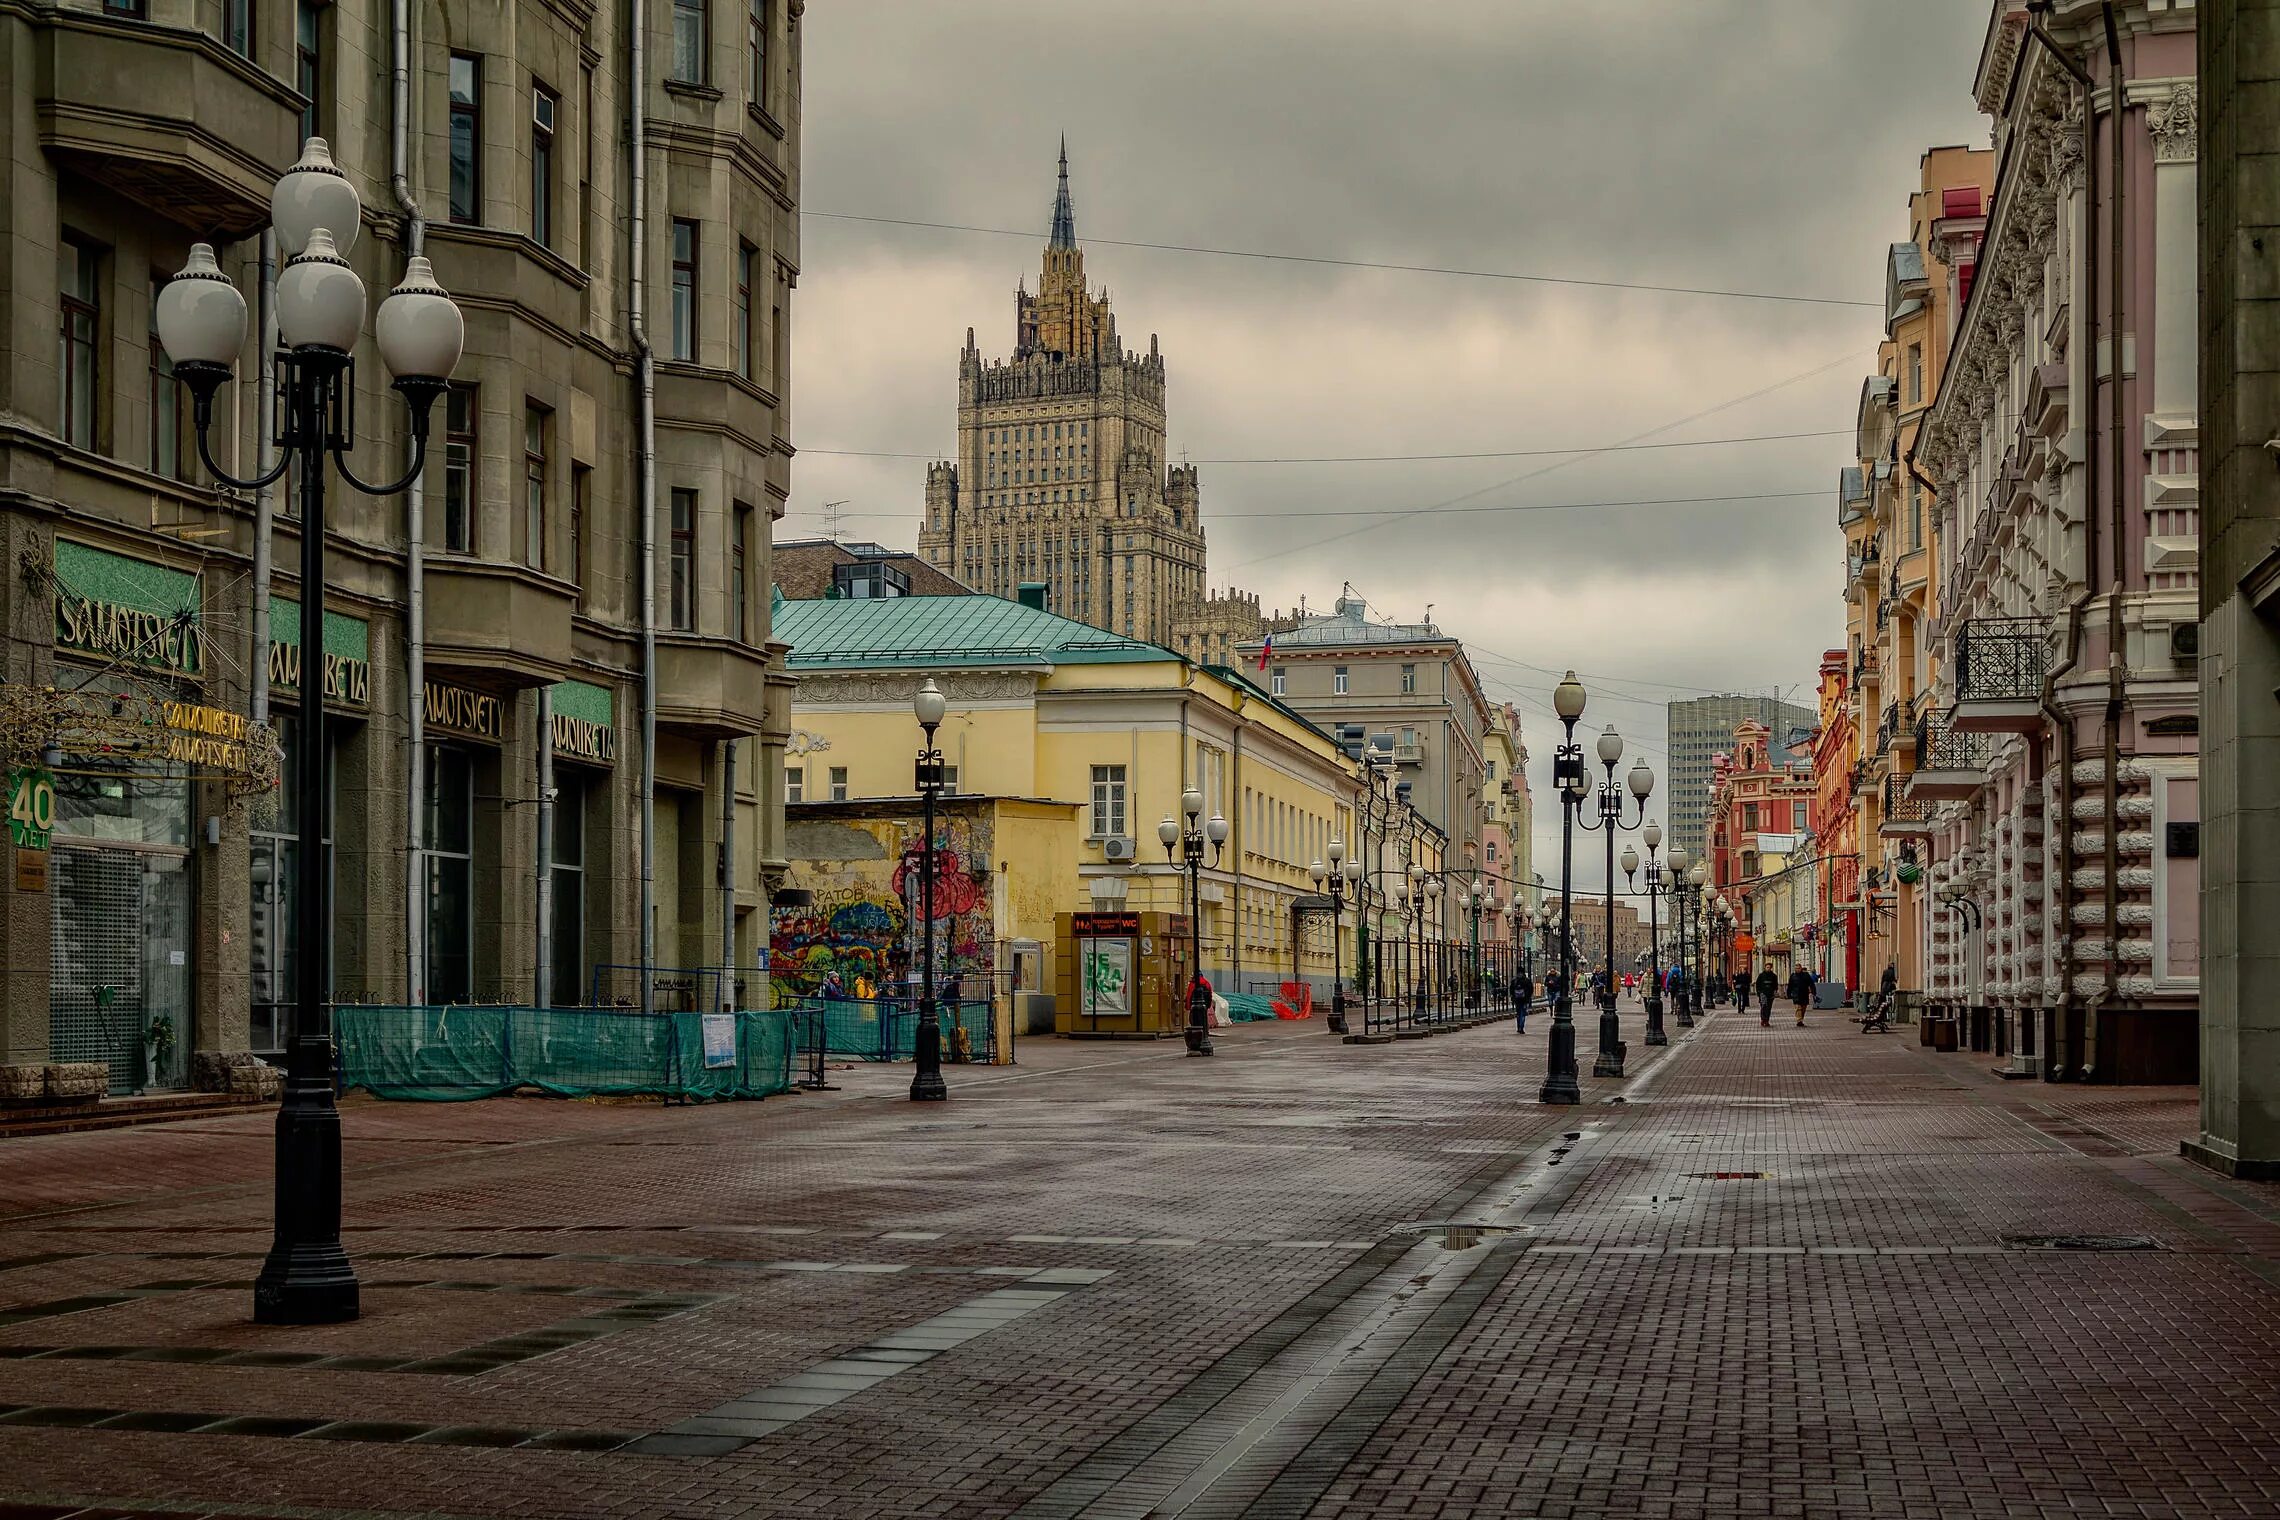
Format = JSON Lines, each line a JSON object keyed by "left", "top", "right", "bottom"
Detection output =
{"left": 335, "top": 1005, "right": 796, "bottom": 1103}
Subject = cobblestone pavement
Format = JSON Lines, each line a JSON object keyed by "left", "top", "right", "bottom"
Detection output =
{"left": 3, "top": 1004, "right": 2278, "bottom": 1519}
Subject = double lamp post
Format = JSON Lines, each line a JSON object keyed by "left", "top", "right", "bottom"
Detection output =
{"left": 156, "top": 139, "right": 468, "bottom": 1324}
{"left": 1308, "top": 839, "right": 1362, "bottom": 1033}
{"left": 1160, "top": 789, "right": 1228, "bottom": 1055}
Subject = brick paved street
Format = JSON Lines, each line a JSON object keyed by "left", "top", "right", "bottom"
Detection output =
{"left": 4, "top": 1006, "right": 2279, "bottom": 1519}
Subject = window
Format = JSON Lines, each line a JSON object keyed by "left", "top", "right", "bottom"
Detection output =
{"left": 1908, "top": 343, "right": 1924, "bottom": 405}
{"left": 149, "top": 277, "right": 190, "bottom": 480}
{"left": 1333, "top": 666, "right": 1349, "bottom": 696}
{"left": 670, "top": 219, "right": 698, "bottom": 362}
{"left": 1270, "top": 667, "right": 1285, "bottom": 697}
{"left": 1908, "top": 482, "right": 1923, "bottom": 551}
{"left": 59, "top": 239, "right": 100, "bottom": 451}
{"left": 531, "top": 82, "right": 557, "bottom": 248}
{"left": 785, "top": 766, "right": 803, "bottom": 803}
{"left": 771, "top": 267, "right": 788, "bottom": 388}
{"left": 1401, "top": 663, "right": 1417, "bottom": 694}
{"left": 569, "top": 464, "right": 589, "bottom": 597}
{"left": 548, "top": 773, "right": 587, "bottom": 1007}
{"left": 579, "top": 65, "right": 597, "bottom": 268}
{"left": 441, "top": 385, "right": 475, "bottom": 552}
{"left": 523, "top": 404, "right": 548, "bottom": 571}
{"left": 423, "top": 744, "right": 475, "bottom": 1005}
{"left": 102, "top": 0, "right": 147, "bottom": 17}
{"left": 295, "top": 0, "right": 322, "bottom": 140}
{"left": 448, "top": 54, "right": 481, "bottom": 224}
{"left": 1089, "top": 765, "right": 1126, "bottom": 839}
{"left": 939, "top": 765, "right": 959, "bottom": 794}
{"left": 746, "top": 0, "right": 768, "bottom": 109}
{"left": 669, "top": 487, "right": 696, "bottom": 630}
{"left": 224, "top": 0, "right": 252, "bottom": 56}
{"left": 828, "top": 766, "right": 848, "bottom": 802}
{"left": 731, "top": 503, "right": 751, "bottom": 643}
{"left": 735, "top": 241, "right": 755, "bottom": 379}
{"left": 1486, "top": 760, "right": 1497, "bottom": 781}
{"left": 671, "top": 0, "right": 707, "bottom": 82}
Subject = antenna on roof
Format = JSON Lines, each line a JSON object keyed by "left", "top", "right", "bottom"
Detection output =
{"left": 821, "top": 499, "right": 850, "bottom": 544}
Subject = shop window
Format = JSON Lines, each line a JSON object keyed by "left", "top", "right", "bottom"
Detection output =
{"left": 424, "top": 744, "right": 475, "bottom": 1004}
{"left": 442, "top": 383, "right": 476, "bottom": 552}
{"left": 549, "top": 772, "right": 586, "bottom": 1006}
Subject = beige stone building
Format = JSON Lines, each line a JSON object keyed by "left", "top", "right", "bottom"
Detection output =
{"left": 1167, "top": 587, "right": 1298, "bottom": 670}
{"left": 0, "top": 0, "right": 801, "bottom": 1096}
{"left": 918, "top": 145, "right": 1278, "bottom": 656}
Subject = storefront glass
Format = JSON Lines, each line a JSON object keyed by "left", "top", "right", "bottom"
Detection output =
{"left": 248, "top": 715, "right": 333, "bottom": 1056}
{"left": 424, "top": 743, "right": 474, "bottom": 1003}
{"left": 549, "top": 772, "right": 586, "bottom": 1006}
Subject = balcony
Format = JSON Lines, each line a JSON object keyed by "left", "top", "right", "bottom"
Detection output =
{"left": 654, "top": 635, "right": 772, "bottom": 738}
{"left": 1391, "top": 739, "right": 1426, "bottom": 765}
{"left": 36, "top": 12, "right": 304, "bottom": 239}
{"left": 1950, "top": 617, "right": 2046, "bottom": 733}
{"left": 1908, "top": 709, "right": 1991, "bottom": 801}
{"left": 1876, "top": 702, "right": 1898, "bottom": 761}
{"left": 423, "top": 559, "right": 576, "bottom": 686}
{"left": 1880, "top": 773, "right": 1930, "bottom": 834}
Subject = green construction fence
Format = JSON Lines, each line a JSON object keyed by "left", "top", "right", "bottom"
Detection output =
{"left": 335, "top": 1006, "right": 797, "bottom": 1102}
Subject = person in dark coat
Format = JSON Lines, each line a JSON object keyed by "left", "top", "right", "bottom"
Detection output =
{"left": 1786, "top": 965, "right": 1815, "bottom": 1026}
{"left": 1754, "top": 964, "right": 1778, "bottom": 1026}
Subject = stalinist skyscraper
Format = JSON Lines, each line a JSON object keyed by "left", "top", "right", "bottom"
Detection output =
{"left": 918, "top": 143, "right": 1213, "bottom": 645}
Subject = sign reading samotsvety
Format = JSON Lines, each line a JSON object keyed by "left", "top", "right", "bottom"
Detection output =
{"left": 549, "top": 679, "right": 616, "bottom": 765}
{"left": 268, "top": 596, "right": 372, "bottom": 709}
{"left": 423, "top": 680, "right": 505, "bottom": 743}
{"left": 52, "top": 541, "right": 203, "bottom": 676}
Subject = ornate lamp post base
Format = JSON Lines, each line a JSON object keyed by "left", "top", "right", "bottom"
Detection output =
{"left": 1644, "top": 996, "right": 1669, "bottom": 1046}
{"left": 1538, "top": 1011, "right": 1581, "bottom": 1104}
{"left": 252, "top": 1033, "right": 359, "bottom": 1324}
{"left": 1592, "top": 1000, "right": 1626, "bottom": 1078}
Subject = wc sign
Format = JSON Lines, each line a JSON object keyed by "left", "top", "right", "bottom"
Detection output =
{"left": 8, "top": 767, "right": 56, "bottom": 851}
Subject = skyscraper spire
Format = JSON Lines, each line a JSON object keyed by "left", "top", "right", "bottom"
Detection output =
{"left": 1048, "top": 135, "right": 1076, "bottom": 250}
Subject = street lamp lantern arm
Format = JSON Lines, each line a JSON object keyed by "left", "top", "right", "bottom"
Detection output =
{"left": 329, "top": 420, "right": 435, "bottom": 497}
{"left": 195, "top": 411, "right": 295, "bottom": 492}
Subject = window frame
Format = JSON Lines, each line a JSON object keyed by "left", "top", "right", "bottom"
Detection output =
{"left": 441, "top": 383, "right": 477, "bottom": 553}
{"left": 735, "top": 240, "right": 756, "bottom": 380}
{"left": 530, "top": 80, "right": 558, "bottom": 248}
{"left": 223, "top": 0, "right": 253, "bottom": 55}
{"left": 149, "top": 275, "right": 192, "bottom": 482}
{"left": 1089, "top": 765, "right": 1127, "bottom": 840}
{"left": 568, "top": 462, "right": 589, "bottom": 600}
{"left": 1333, "top": 666, "right": 1349, "bottom": 696}
{"left": 1270, "top": 667, "right": 1286, "bottom": 697}
{"left": 522, "top": 402, "right": 549, "bottom": 572}
{"left": 59, "top": 237, "right": 101, "bottom": 452}
{"left": 828, "top": 766, "right": 848, "bottom": 803}
{"left": 785, "top": 766, "right": 803, "bottom": 803}
{"left": 670, "top": 218, "right": 699, "bottom": 362}
{"left": 730, "top": 502, "right": 751, "bottom": 643}
{"left": 668, "top": 487, "right": 697, "bottom": 631}
{"left": 671, "top": 0, "right": 709, "bottom": 84}
{"left": 746, "top": 0, "right": 769, "bottom": 110}
{"left": 448, "top": 53, "right": 482, "bottom": 226}
{"left": 296, "top": 0, "right": 322, "bottom": 140}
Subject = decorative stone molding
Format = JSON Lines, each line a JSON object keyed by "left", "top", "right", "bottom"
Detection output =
{"left": 798, "top": 671, "right": 1038, "bottom": 706}
{"left": 2148, "top": 82, "right": 2197, "bottom": 164}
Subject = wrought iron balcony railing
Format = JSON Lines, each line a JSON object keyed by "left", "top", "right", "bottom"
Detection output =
{"left": 1883, "top": 772, "right": 1930, "bottom": 828}
{"left": 1953, "top": 616, "right": 2046, "bottom": 704}
{"left": 1914, "top": 708, "right": 1993, "bottom": 774}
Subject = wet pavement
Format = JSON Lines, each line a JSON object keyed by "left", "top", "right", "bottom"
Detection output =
{"left": 2, "top": 1002, "right": 2277, "bottom": 1518}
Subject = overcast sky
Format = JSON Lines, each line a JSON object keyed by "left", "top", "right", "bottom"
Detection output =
{"left": 786, "top": 0, "right": 1992, "bottom": 893}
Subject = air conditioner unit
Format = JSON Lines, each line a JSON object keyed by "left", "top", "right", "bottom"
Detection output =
{"left": 2169, "top": 621, "right": 2199, "bottom": 664}
{"left": 1101, "top": 835, "right": 1136, "bottom": 863}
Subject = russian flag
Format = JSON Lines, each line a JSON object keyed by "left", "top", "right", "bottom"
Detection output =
{"left": 1255, "top": 631, "right": 1273, "bottom": 671}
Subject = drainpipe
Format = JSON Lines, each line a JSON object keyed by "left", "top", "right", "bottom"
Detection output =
{"left": 390, "top": 0, "right": 429, "bottom": 1003}
{"left": 721, "top": 740, "right": 736, "bottom": 1008}
{"left": 536, "top": 690, "right": 554, "bottom": 1007}
{"left": 1230, "top": 719, "right": 1244, "bottom": 995}
{"left": 2097, "top": 2, "right": 2127, "bottom": 1045}
{"left": 250, "top": 233, "right": 277, "bottom": 727}
{"left": 2022, "top": 1, "right": 2098, "bottom": 1076}
{"left": 630, "top": 0, "right": 658, "bottom": 1015}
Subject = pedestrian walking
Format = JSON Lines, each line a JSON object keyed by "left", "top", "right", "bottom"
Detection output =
{"left": 1787, "top": 965, "right": 1814, "bottom": 1026}
{"left": 1754, "top": 964, "right": 1778, "bottom": 1026}
{"left": 1513, "top": 972, "right": 1532, "bottom": 1034}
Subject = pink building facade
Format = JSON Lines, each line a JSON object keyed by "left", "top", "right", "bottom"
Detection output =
{"left": 1910, "top": 1, "right": 2199, "bottom": 1082}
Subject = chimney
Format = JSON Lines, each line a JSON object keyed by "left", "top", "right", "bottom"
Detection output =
{"left": 1017, "top": 582, "right": 1048, "bottom": 611}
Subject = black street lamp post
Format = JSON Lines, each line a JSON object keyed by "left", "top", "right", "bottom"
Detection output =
{"left": 1571, "top": 716, "right": 1654, "bottom": 1081}
{"left": 158, "top": 142, "right": 465, "bottom": 1326}
{"left": 1539, "top": 672, "right": 1591, "bottom": 1104}
{"left": 910, "top": 679, "right": 950, "bottom": 1102}
{"left": 1668, "top": 848, "right": 1694, "bottom": 1027}
{"left": 1624, "top": 820, "right": 1667, "bottom": 1047}
{"left": 1309, "top": 839, "right": 1361, "bottom": 1034}
{"left": 1160, "top": 788, "right": 1227, "bottom": 1056}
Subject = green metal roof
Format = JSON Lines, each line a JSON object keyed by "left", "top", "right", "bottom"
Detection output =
{"left": 775, "top": 594, "right": 1166, "bottom": 671}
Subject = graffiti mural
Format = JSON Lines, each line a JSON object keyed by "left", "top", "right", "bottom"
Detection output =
{"left": 772, "top": 811, "right": 998, "bottom": 999}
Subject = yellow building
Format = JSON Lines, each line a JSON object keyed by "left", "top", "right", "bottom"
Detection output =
{"left": 772, "top": 593, "right": 1360, "bottom": 1011}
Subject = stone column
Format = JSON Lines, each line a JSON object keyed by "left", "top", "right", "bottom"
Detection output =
{"left": 2193, "top": 0, "right": 2280, "bottom": 1177}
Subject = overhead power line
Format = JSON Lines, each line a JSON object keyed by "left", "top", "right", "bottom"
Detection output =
{"left": 778, "top": 487, "right": 1819, "bottom": 526}
{"left": 805, "top": 210, "right": 1882, "bottom": 311}
{"left": 797, "top": 427, "right": 1850, "bottom": 466}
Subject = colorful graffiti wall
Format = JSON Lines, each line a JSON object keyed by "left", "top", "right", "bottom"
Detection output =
{"left": 772, "top": 809, "right": 997, "bottom": 999}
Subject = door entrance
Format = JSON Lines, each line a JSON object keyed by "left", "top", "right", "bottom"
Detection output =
{"left": 49, "top": 845, "right": 193, "bottom": 1093}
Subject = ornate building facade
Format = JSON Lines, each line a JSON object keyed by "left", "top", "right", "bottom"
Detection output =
{"left": 1909, "top": 1, "right": 2199, "bottom": 1083}
{"left": 918, "top": 146, "right": 1276, "bottom": 653}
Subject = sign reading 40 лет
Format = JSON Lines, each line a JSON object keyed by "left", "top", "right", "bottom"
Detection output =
{"left": 9, "top": 767, "right": 57, "bottom": 850}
